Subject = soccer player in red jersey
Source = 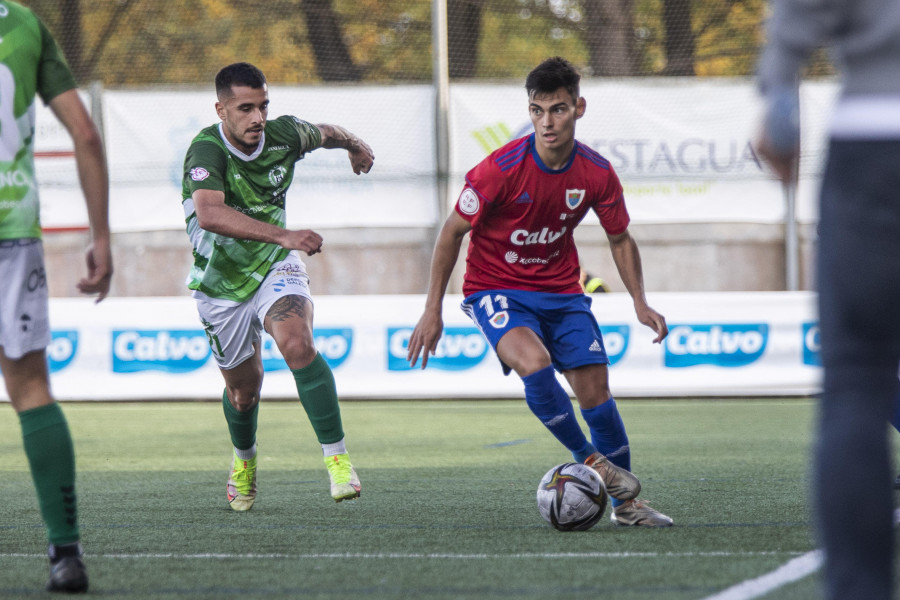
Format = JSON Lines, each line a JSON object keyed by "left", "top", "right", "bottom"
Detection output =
{"left": 407, "top": 57, "right": 672, "bottom": 527}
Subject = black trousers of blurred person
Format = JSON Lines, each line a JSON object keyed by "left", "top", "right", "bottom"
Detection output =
{"left": 816, "top": 140, "right": 900, "bottom": 600}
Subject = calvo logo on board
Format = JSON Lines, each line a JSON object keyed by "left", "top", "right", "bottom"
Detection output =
{"left": 387, "top": 326, "right": 488, "bottom": 371}
{"left": 112, "top": 329, "right": 211, "bottom": 373}
{"left": 664, "top": 323, "right": 768, "bottom": 368}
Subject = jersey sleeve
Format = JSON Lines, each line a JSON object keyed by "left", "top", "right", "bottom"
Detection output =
{"left": 283, "top": 116, "right": 323, "bottom": 158}
{"left": 455, "top": 157, "right": 507, "bottom": 225}
{"left": 183, "top": 139, "right": 227, "bottom": 195}
{"left": 592, "top": 166, "right": 630, "bottom": 235}
{"left": 35, "top": 18, "right": 77, "bottom": 104}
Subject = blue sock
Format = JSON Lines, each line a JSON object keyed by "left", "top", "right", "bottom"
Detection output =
{"left": 581, "top": 397, "right": 631, "bottom": 508}
{"left": 891, "top": 389, "right": 900, "bottom": 434}
{"left": 523, "top": 366, "right": 595, "bottom": 462}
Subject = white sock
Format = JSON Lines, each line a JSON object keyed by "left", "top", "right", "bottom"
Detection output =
{"left": 234, "top": 443, "right": 257, "bottom": 460}
{"left": 321, "top": 438, "right": 346, "bottom": 457}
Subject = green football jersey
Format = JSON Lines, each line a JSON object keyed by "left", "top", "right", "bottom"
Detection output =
{"left": 0, "top": 1, "right": 77, "bottom": 240}
{"left": 181, "top": 115, "right": 322, "bottom": 302}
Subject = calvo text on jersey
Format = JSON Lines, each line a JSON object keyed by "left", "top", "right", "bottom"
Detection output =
{"left": 510, "top": 226, "right": 567, "bottom": 246}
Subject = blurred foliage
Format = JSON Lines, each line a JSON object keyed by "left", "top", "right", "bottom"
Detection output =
{"left": 24, "top": 0, "right": 833, "bottom": 86}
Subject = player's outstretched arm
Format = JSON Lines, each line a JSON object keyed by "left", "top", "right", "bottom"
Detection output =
{"left": 607, "top": 229, "right": 668, "bottom": 343}
{"left": 315, "top": 123, "right": 374, "bottom": 175}
{"left": 48, "top": 89, "right": 113, "bottom": 302}
{"left": 193, "top": 189, "right": 324, "bottom": 256}
{"left": 408, "top": 211, "right": 471, "bottom": 368}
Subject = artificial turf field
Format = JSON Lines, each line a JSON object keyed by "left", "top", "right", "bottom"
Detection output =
{"left": 1, "top": 398, "right": 832, "bottom": 599}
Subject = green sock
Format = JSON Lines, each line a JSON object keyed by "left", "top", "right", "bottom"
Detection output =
{"left": 222, "top": 389, "right": 258, "bottom": 451}
{"left": 292, "top": 352, "right": 344, "bottom": 444}
{"left": 19, "top": 403, "right": 79, "bottom": 546}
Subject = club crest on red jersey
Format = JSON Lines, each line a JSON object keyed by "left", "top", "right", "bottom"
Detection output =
{"left": 566, "top": 189, "right": 585, "bottom": 210}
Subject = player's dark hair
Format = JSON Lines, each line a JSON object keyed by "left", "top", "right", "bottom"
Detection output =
{"left": 525, "top": 57, "right": 581, "bottom": 103}
{"left": 215, "top": 62, "right": 267, "bottom": 99}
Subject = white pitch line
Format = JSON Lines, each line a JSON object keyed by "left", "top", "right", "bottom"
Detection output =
{"left": 700, "top": 549, "right": 823, "bottom": 600}
{"left": 4, "top": 551, "right": 806, "bottom": 560}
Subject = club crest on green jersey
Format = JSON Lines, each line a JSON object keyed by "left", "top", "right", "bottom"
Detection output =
{"left": 268, "top": 165, "right": 287, "bottom": 186}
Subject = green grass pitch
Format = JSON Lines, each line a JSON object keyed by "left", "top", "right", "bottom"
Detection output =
{"left": 1, "top": 398, "right": 825, "bottom": 599}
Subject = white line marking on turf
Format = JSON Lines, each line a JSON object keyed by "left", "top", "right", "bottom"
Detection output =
{"left": 700, "top": 549, "right": 823, "bottom": 600}
{"left": 4, "top": 551, "right": 806, "bottom": 560}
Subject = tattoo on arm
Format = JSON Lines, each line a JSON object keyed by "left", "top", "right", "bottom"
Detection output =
{"left": 268, "top": 295, "right": 309, "bottom": 322}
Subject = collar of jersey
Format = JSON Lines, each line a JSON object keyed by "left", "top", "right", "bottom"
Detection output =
{"left": 528, "top": 132, "right": 577, "bottom": 174}
{"left": 218, "top": 123, "right": 265, "bottom": 161}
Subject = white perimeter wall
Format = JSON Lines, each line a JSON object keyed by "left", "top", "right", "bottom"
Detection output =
{"left": 14, "top": 292, "right": 821, "bottom": 402}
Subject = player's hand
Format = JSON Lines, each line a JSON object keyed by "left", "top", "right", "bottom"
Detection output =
{"left": 77, "top": 239, "right": 113, "bottom": 303}
{"left": 407, "top": 311, "right": 444, "bottom": 369}
{"left": 348, "top": 139, "right": 374, "bottom": 175}
{"left": 282, "top": 229, "right": 324, "bottom": 256}
{"left": 636, "top": 304, "right": 668, "bottom": 344}
{"left": 755, "top": 86, "right": 800, "bottom": 183}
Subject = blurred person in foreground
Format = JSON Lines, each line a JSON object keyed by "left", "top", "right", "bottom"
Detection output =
{"left": 0, "top": 0, "right": 113, "bottom": 592}
{"left": 407, "top": 57, "right": 672, "bottom": 527}
{"left": 181, "top": 62, "right": 373, "bottom": 511}
{"left": 756, "top": 1, "right": 900, "bottom": 598}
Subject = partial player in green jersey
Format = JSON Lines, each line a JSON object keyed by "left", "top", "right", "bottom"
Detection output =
{"left": 0, "top": 0, "right": 113, "bottom": 594}
{"left": 181, "top": 62, "right": 373, "bottom": 511}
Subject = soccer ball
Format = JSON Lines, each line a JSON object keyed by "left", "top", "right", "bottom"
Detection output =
{"left": 536, "top": 463, "right": 608, "bottom": 531}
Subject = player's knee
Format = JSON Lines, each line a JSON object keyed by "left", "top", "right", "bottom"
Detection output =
{"left": 278, "top": 337, "right": 318, "bottom": 370}
{"left": 227, "top": 385, "right": 260, "bottom": 412}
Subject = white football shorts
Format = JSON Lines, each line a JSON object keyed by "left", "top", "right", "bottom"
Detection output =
{"left": 193, "top": 251, "right": 313, "bottom": 370}
{"left": 0, "top": 239, "right": 51, "bottom": 360}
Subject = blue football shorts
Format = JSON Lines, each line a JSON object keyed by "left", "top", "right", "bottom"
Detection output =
{"left": 461, "top": 289, "right": 609, "bottom": 375}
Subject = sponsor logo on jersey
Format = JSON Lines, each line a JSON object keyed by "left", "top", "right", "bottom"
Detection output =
{"left": 510, "top": 227, "right": 566, "bottom": 246}
{"left": 112, "top": 329, "right": 211, "bottom": 373}
{"left": 189, "top": 167, "right": 209, "bottom": 182}
{"left": 268, "top": 165, "right": 288, "bottom": 186}
{"left": 566, "top": 189, "right": 585, "bottom": 210}
{"left": 261, "top": 328, "right": 353, "bottom": 371}
{"left": 664, "top": 323, "right": 768, "bottom": 368}
{"left": 387, "top": 326, "right": 488, "bottom": 371}
{"left": 515, "top": 192, "right": 532, "bottom": 204}
{"left": 504, "top": 251, "right": 518, "bottom": 264}
{"left": 458, "top": 188, "right": 479, "bottom": 215}
{"left": 48, "top": 330, "right": 78, "bottom": 373}
{"left": 589, "top": 339, "right": 602, "bottom": 352}
{"left": 0, "top": 170, "right": 29, "bottom": 188}
{"left": 802, "top": 322, "right": 820, "bottom": 366}
{"left": 267, "top": 145, "right": 290, "bottom": 152}
{"left": 599, "top": 324, "right": 629, "bottom": 365}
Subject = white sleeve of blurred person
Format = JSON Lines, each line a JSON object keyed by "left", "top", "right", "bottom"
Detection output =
{"left": 47, "top": 89, "right": 113, "bottom": 302}
{"left": 755, "top": 0, "right": 846, "bottom": 181}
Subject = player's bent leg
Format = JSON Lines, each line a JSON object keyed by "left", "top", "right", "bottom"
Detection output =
{"left": 220, "top": 353, "right": 263, "bottom": 511}
{"left": 565, "top": 366, "right": 641, "bottom": 501}
{"left": 266, "top": 297, "right": 361, "bottom": 501}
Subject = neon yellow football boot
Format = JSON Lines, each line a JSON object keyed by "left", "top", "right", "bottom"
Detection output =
{"left": 324, "top": 453, "right": 360, "bottom": 502}
{"left": 227, "top": 451, "right": 257, "bottom": 511}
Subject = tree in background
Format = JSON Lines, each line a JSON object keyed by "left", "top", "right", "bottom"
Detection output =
{"left": 27, "top": 0, "right": 829, "bottom": 85}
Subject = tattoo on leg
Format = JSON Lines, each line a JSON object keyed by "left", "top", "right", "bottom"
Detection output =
{"left": 269, "top": 295, "right": 309, "bottom": 322}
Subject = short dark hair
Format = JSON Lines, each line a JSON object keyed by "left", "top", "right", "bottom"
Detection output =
{"left": 525, "top": 57, "right": 581, "bottom": 102}
{"left": 215, "top": 62, "right": 267, "bottom": 99}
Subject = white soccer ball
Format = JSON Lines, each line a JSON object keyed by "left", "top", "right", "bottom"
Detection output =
{"left": 536, "top": 462, "right": 608, "bottom": 531}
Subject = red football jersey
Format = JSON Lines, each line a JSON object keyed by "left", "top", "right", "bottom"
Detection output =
{"left": 457, "top": 133, "right": 630, "bottom": 296}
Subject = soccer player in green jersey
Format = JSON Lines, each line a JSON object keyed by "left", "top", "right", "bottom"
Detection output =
{"left": 182, "top": 62, "right": 373, "bottom": 511}
{"left": 1, "top": 0, "right": 113, "bottom": 593}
